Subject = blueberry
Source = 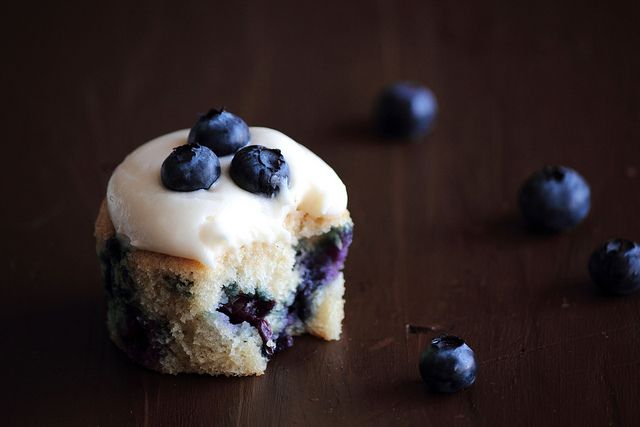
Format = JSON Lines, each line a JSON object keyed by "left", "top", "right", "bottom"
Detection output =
{"left": 292, "top": 226, "right": 353, "bottom": 321}
{"left": 114, "top": 303, "right": 169, "bottom": 369}
{"left": 217, "top": 292, "right": 276, "bottom": 355}
{"left": 373, "top": 82, "right": 438, "bottom": 139}
{"left": 230, "top": 145, "right": 289, "bottom": 196}
{"left": 275, "top": 335, "right": 294, "bottom": 353}
{"left": 160, "top": 144, "right": 220, "bottom": 191}
{"left": 588, "top": 239, "right": 640, "bottom": 296}
{"left": 187, "top": 108, "right": 250, "bottom": 156}
{"left": 518, "top": 165, "right": 590, "bottom": 233}
{"left": 419, "top": 335, "right": 477, "bottom": 393}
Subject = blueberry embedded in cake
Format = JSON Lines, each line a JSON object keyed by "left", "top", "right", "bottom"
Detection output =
{"left": 95, "top": 110, "right": 352, "bottom": 376}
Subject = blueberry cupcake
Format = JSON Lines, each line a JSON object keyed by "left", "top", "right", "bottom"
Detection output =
{"left": 95, "top": 109, "right": 353, "bottom": 376}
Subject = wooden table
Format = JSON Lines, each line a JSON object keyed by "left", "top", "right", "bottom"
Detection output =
{"left": 4, "top": 1, "right": 640, "bottom": 425}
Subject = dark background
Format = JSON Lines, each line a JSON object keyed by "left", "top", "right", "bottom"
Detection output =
{"left": 3, "top": 1, "right": 640, "bottom": 425}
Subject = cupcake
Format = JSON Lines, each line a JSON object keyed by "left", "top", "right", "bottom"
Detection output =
{"left": 95, "top": 109, "right": 353, "bottom": 376}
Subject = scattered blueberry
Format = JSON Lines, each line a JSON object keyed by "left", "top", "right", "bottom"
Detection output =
{"left": 588, "top": 239, "right": 640, "bottom": 296}
{"left": 373, "top": 82, "right": 438, "bottom": 139}
{"left": 419, "top": 335, "right": 477, "bottom": 394}
{"left": 187, "top": 108, "right": 250, "bottom": 156}
{"left": 518, "top": 165, "right": 590, "bottom": 233}
{"left": 230, "top": 145, "right": 289, "bottom": 196}
{"left": 161, "top": 144, "right": 220, "bottom": 191}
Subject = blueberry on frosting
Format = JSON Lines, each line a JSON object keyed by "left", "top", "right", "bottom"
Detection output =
{"left": 188, "top": 108, "right": 250, "bottom": 156}
{"left": 161, "top": 144, "right": 220, "bottom": 191}
{"left": 230, "top": 145, "right": 290, "bottom": 197}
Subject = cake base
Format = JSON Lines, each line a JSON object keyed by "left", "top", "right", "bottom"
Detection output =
{"left": 95, "top": 201, "right": 352, "bottom": 376}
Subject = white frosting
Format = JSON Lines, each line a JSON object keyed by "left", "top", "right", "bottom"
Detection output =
{"left": 107, "top": 127, "right": 348, "bottom": 267}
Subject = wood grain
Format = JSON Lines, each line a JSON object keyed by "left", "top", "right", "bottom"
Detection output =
{"left": 3, "top": 0, "right": 640, "bottom": 425}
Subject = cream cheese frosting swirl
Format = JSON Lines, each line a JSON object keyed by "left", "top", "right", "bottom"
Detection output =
{"left": 106, "top": 127, "right": 348, "bottom": 267}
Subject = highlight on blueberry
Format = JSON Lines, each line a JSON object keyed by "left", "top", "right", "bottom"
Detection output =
{"left": 518, "top": 165, "right": 590, "bottom": 233}
{"left": 373, "top": 81, "right": 438, "bottom": 139}
{"left": 588, "top": 239, "right": 640, "bottom": 296}
{"left": 419, "top": 335, "right": 477, "bottom": 394}
{"left": 230, "top": 145, "right": 289, "bottom": 197}
{"left": 187, "top": 108, "right": 250, "bottom": 156}
{"left": 160, "top": 144, "right": 220, "bottom": 192}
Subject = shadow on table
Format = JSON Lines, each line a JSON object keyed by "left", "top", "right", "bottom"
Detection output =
{"left": 355, "top": 378, "right": 477, "bottom": 424}
{"left": 541, "top": 275, "right": 623, "bottom": 310}
{"left": 1, "top": 296, "right": 252, "bottom": 425}
{"left": 476, "top": 213, "right": 545, "bottom": 245}
{"left": 323, "top": 118, "right": 419, "bottom": 147}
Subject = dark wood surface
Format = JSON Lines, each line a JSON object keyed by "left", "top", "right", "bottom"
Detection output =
{"left": 3, "top": 1, "right": 640, "bottom": 425}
